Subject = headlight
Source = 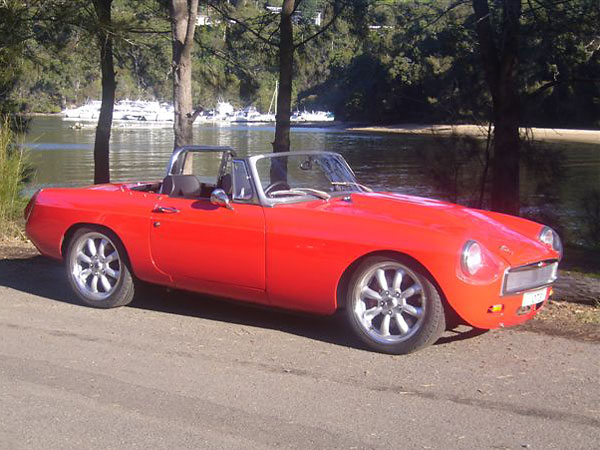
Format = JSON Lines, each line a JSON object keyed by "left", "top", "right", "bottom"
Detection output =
{"left": 458, "top": 240, "right": 503, "bottom": 285}
{"left": 538, "top": 226, "right": 563, "bottom": 260}
{"left": 462, "top": 240, "right": 483, "bottom": 275}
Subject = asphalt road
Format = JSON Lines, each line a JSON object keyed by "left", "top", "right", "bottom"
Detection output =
{"left": 1, "top": 254, "right": 599, "bottom": 450}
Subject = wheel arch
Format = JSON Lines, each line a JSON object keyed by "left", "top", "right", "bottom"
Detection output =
{"left": 336, "top": 250, "right": 457, "bottom": 323}
{"left": 61, "top": 223, "right": 134, "bottom": 275}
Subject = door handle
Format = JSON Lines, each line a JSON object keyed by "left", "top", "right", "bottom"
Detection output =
{"left": 153, "top": 206, "right": 180, "bottom": 214}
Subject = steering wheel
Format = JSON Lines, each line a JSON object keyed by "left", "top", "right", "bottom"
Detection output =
{"left": 264, "top": 181, "right": 290, "bottom": 196}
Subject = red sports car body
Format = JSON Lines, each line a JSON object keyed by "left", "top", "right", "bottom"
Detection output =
{"left": 25, "top": 147, "right": 561, "bottom": 353}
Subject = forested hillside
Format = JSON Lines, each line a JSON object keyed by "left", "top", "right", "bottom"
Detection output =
{"left": 2, "top": 0, "right": 599, "bottom": 128}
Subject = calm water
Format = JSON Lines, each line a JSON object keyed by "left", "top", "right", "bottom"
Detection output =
{"left": 24, "top": 116, "right": 600, "bottom": 237}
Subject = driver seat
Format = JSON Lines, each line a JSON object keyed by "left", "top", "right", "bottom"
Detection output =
{"left": 161, "top": 175, "right": 201, "bottom": 198}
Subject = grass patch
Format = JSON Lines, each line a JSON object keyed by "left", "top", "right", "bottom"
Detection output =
{"left": 536, "top": 300, "right": 600, "bottom": 325}
{"left": 0, "top": 118, "right": 29, "bottom": 240}
{"left": 578, "top": 307, "right": 600, "bottom": 325}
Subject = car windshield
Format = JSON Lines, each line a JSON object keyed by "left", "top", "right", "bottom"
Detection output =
{"left": 253, "top": 152, "right": 367, "bottom": 202}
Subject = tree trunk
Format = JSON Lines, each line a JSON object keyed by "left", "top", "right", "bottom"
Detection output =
{"left": 272, "top": 0, "right": 294, "bottom": 154}
{"left": 472, "top": 0, "right": 521, "bottom": 216}
{"left": 92, "top": 0, "right": 115, "bottom": 184}
{"left": 490, "top": 78, "right": 520, "bottom": 215}
{"left": 170, "top": 0, "right": 198, "bottom": 150}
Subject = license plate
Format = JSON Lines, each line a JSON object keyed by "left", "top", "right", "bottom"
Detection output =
{"left": 522, "top": 287, "right": 548, "bottom": 307}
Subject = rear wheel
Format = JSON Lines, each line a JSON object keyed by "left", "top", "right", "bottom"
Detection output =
{"left": 66, "top": 227, "right": 135, "bottom": 308}
{"left": 345, "top": 256, "right": 446, "bottom": 354}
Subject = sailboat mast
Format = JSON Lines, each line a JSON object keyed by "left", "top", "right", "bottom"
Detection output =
{"left": 268, "top": 80, "right": 279, "bottom": 115}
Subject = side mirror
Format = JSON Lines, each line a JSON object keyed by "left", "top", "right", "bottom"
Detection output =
{"left": 210, "top": 188, "right": 234, "bottom": 210}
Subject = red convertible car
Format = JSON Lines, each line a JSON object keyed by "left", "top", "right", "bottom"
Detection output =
{"left": 25, "top": 146, "right": 562, "bottom": 354}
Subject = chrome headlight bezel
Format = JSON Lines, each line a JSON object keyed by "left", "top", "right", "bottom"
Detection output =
{"left": 458, "top": 240, "right": 503, "bottom": 285}
{"left": 538, "top": 226, "right": 563, "bottom": 260}
{"left": 461, "top": 240, "right": 483, "bottom": 276}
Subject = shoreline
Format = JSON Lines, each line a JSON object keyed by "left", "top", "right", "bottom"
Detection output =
{"left": 27, "top": 114, "right": 600, "bottom": 144}
{"left": 345, "top": 123, "right": 600, "bottom": 144}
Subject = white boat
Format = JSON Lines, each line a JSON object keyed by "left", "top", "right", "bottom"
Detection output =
{"left": 63, "top": 101, "right": 102, "bottom": 120}
{"left": 231, "top": 106, "right": 275, "bottom": 123}
{"left": 61, "top": 100, "right": 174, "bottom": 123}
{"left": 291, "top": 110, "right": 335, "bottom": 122}
{"left": 195, "top": 101, "right": 237, "bottom": 123}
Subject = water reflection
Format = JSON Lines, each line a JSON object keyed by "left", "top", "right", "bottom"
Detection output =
{"left": 24, "top": 117, "right": 600, "bottom": 239}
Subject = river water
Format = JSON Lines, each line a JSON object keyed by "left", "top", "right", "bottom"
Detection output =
{"left": 24, "top": 116, "right": 599, "bottom": 239}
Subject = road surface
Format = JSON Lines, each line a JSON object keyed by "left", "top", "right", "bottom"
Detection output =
{"left": 1, "top": 254, "right": 598, "bottom": 449}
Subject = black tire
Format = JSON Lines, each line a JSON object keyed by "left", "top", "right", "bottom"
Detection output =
{"left": 65, "top": 227, "right": 135, "bottom": 308}
{"left": 345, "top": 255, "right": 446, "bottom": 354}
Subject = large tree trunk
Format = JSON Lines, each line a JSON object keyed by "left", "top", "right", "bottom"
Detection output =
{"left": 272, "top": 0, "right": 294, "bottom": 154}
{"left": 472, "top": 0, "right": 521, "bottom": 216}
{"left": 170, "top": 0, "right": 198, "bottom": 150}
{"left": 92, "top": 0, "right": 115, "bottom": 184}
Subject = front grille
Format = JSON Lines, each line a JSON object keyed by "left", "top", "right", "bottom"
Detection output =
{"left": 502, "top": 260, "right": 558, "bottom": 295}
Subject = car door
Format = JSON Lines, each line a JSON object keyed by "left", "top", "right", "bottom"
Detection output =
{"left": 149, "top": 196, "right": 266, "bottom": 292}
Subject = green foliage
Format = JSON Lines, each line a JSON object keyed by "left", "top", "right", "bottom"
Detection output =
{"left": 519, "top": 0, "right": 600, "bottom": 128}
{"left": 0, "top": 119, "right": 30, "bottom": 239}
{"left": 0, "top": 0, "right": 598, "bottom": 127}
{"left": 0, "top": 1, "right": 28, "bottom": 115}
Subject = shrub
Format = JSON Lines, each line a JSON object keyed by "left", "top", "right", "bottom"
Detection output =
{"left": 0, "top": 118, "right": 29, "bottom": 239}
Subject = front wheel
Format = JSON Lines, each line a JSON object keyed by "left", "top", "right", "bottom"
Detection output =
{"left": 345, "top": 256, "right": 446, "bottom": 354}
{"left": 66, "top": 227, "right": 135, "bottom": 308}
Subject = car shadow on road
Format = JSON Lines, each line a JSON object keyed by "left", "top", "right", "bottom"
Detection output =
{"left": 0, "top": 255, "right": 483, "bottom": 352}
{"left": 0, "top": 255, "right": 81, "bottom": 305}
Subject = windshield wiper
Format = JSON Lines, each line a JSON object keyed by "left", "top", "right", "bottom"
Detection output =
{"left": 268, "top": 188, "right": 331, "bottom": 200}
{"left": 330, "top": 181, "right": 373, "bottom": 192}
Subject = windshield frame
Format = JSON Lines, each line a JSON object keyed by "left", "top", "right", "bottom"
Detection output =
{"left": 247, "top": 151, "right": 365, "bottom": 206}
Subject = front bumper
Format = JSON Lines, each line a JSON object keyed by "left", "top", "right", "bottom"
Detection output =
{"left": 479, "top": 286, "right": 552, "bottom": 328}
{"left": 444, "top": 262, "right": 557, "bottom": 330}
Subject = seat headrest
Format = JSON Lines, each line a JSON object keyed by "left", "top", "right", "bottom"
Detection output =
{"left": 161, "top": 175, "right": 201, "bottom": 198}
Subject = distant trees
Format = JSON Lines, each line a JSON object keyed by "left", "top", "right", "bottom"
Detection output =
{"left": 7, "top": 1, "right": 598, "bottom": 134}
{"left": 0, "top": 1, "right": 26, "bottom": 119}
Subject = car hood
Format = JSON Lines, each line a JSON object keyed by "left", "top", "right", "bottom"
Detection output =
{"left": 303, "top": 192, "right": 555, "bottom": 266}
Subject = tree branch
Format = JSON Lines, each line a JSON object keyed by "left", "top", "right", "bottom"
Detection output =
{"left": 472, "top": 0, "right": 500, "bottom": 90}
{"left": 293, "top": 1, "right": 347, "bottom": 50}
{"left": 189, "top": 106, "right": 204, "bottom": 122}
{"left": 533, "top": 76, "right": 600, "bottom": 95}
{"left": 207, "top": 2, "right": 277, "bottom": 47}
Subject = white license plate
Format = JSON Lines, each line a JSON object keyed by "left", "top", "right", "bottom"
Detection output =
{"left": 522, "top": 287, "right": 548, "bottom": 307}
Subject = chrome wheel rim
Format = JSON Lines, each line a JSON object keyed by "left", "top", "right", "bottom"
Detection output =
{"left": 353, "top": 262, "right": 426, "bottom": 344}
{"left": 70, "top": 232, "right": 122, "bottom": 301}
